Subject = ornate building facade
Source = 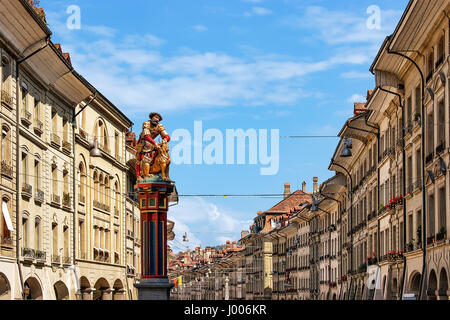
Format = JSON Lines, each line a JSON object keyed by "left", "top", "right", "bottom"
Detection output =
{"left": 0, "top": 0, "right": 146, "bottom": 300}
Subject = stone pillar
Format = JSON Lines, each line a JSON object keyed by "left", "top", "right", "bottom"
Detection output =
{"left": 102, "top": 288, "right": 114, "bottom": 300}
{"left": 82, "top": 288, "right": 94, "bottom": 300}
{"left": 113, "top": 289, "right": 127, "bottom": 300}
{"left": 134, "top": 178, "right": 175, "bottom": 300}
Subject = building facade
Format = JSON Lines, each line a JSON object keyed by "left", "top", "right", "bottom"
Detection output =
{"left": 0, "top": 0, "right": 149, "bottom": 300}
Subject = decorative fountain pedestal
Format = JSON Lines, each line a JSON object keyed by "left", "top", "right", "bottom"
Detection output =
{"left": 134, "top": 175, "right": 175, "bottom": 300}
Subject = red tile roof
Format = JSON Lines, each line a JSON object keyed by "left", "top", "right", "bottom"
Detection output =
{"left": 264, "top": 190, "right": 312, "bottom": 214}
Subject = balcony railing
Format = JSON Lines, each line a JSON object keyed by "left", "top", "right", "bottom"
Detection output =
{"left": 35, "top": 250, "right": 46, "bottom": 262}
{"left": 51, "top": 133, "right": 61, "bottom": 146}
{"left": 21, "top": 109, "right": 32, "bottom": 126}
{"left": 22, "top": 183, "right": 32, "bottom": 198}
{"left": 436, "top": 231, "right": 447, "bottom": 242}
{"left": 52, "top": 254, "right": 61, "bottom": 264}
{"left": 62, "top": 193, "right": 71, "bottom": 208}
{"left": 1, "top": 89, "right": 12, "bottom": 105}
{"left": 0, "top": 235, "right": 12, "bottom": 247}
{"left": 413, "top": 179, "right": 423, "bottom": 192}
{"left": 79, "top": 128, "right": 88, "bottom": 140}
{"left": 62, "top": 140, "right": 72, "bottom": 152}
{"left": 1, "top": 160, "right": 13, "bottom": 178}
{"left": 35, "top": 189, "right": 44, "bottom": 203}
{"left": 52, "top": 194, "right": 61, "bottom": 205}
{"left": 22, "top": 247, "right": 35, "bottom": 260}
{"left": 33, "top": 119, "right": 43, "bottom": 135}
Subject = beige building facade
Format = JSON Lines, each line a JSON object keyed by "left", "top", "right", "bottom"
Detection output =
{"left": 0, "top": 0, "right": 146, "bottom": 300}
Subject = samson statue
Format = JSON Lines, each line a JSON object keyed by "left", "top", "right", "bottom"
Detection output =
{"left": 135, "top": 112, "right": 171, "bottom": 181}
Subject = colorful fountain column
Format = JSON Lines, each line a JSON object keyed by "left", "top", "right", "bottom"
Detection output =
{"left": 134, "top": 178, "right": 175, "bottom": 300}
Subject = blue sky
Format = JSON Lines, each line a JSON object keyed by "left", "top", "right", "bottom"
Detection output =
{"left": 40, "top": 0, "right": 409, "bottom": 252}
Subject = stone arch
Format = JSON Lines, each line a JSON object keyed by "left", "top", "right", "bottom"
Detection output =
{"left": 79, "top": 276, "right": 92, "bottom": 300}
{"left": 24, "top": 277, "right": 43, "bottom": 300}
{"left": 80, "top": 276, "right": 90, "bottom": 290}
{"left": 438, "top": 268, "right": 448, "bottom": 300}
{"left": 409, "top": 271, "right": 421, "bottom": 297}
{"left": 92, "top": 117, "right": 109, "bottom": 151}
{"left": 78, "top": 158, "right": 87, "bottom": 203}
{"left": 53, "top": 281, "right": 69, "bottom": 300}
{"left": 428, "top": 269, "right": 438, "bottom": 300}
{"left": 113, "top": 279, "right": 126, "bottom": 300}
{"left": 0, "top": 272, "right": 11, "bottom": 300}
{"left": 93, "top": 278, "right": 110, "bottom": 300}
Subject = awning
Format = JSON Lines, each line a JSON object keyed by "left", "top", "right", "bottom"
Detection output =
{"left": 371, "top": 1, "right": 449, "bottom": 74}
{"left": 366, "top": 87, "right": 400, "bottom": 125}
{"left": 26, "top": 43, "right": 92, "bottom": 104}
{"left": 320, "top": 173, "right": 347, "bottom": 199}
{"left": 338, "top": 111, "right": 378, "bottom": 144}
{"left": 0, "top": 0, "right": 51, "bottom": 55}
{"left": 390, "top": 0, "right": 449, "bottom": 52}
{"left": 2, "top": 201, "right": 14, "bottom": 231}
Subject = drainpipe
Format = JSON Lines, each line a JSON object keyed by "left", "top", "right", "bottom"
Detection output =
{"left": 378, "top": 86, "right": 407, "bottom": 300}
{"left": 386, "top": 39, "right": 427, "bottom": 300}
{"left": 15, "top": 36, "right": 50, "bottom": 299}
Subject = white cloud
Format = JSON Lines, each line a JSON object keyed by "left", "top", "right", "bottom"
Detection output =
{"left": 83, "top": 25, "right": 117, "bottom": 37}
{"left": 245, "top": 7, "right": 273, "bottom": 17}
{"left": 193, "top": 25, "right": 208, "bottom": 32}
{"left": 341, "top": 70, "right": 372, "bottom": 79}
{"left": 71, "top": 45, "right": 370, "bottom": 114}
{"left": 46, "top": 10, "right": 372, "bottom": 116}
{"left": 283, "top": 6, "right": 402, "bottom": 45}
{"left": 168, "top": 197, "right": 252, "bottom": 252}
{"left": 348, "top": 94, "right": 365, "bottom": 103}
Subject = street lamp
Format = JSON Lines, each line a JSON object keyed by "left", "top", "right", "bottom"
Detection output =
{"left": 89, "top": 137, "right": 102, "bottom": 157}
{"left": 340, "top": 138, "right": 353, "bottom": 157}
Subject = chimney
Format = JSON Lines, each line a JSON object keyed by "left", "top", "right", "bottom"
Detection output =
{"left": 284, "top": 183, "right": 291, "bottom": 199}
{"left": 313, "top": 177, "right": 318, "bottom": 193}
{"left": 257, "top": 211, "right": 263, "bottom": 215}
{"left": 302, "top": 181, "right": 306, "bottom": 193}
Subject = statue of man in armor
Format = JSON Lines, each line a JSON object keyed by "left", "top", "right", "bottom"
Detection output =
{"left": 136, "top": 112, "right": 171, "bottom": 181}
